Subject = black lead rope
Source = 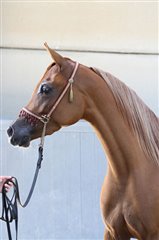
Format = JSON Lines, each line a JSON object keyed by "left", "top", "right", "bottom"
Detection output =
{"left": 0, "top": 146, "right": 44, "bottom": 240}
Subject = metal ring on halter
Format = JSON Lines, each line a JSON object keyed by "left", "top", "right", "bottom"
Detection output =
{"left": 40, "top": 115, "right": 50, "bottom": 124}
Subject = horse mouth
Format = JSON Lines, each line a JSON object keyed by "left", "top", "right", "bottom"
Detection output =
{"left": 9, "top": 135, "right": 31, "bottom": 148}
{"left": 19, "top": 137, "right": 31, "bottom": 147}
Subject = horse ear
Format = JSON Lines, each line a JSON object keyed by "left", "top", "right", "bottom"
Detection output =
{"left": 44, "top": 42, "right": 65, "bottom": 67}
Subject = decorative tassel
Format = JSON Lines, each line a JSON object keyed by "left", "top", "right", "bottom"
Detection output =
{"left": 69, "top": 78, "right": 74, "bottom": 103}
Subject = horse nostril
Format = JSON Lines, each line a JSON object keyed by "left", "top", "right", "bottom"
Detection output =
{"left": 7, "top": 126, "right": 14, "bottom": 137}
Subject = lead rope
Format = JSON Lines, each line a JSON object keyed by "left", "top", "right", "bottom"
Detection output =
{"left": 0, "top": 118, "right": 48, "bottom": 240}
{"left": 0, "top": 137, "right": 44, "bottom": 240}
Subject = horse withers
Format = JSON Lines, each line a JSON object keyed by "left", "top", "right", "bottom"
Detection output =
{"left": 7, "top": 44, "right": 159, "bottom": 240}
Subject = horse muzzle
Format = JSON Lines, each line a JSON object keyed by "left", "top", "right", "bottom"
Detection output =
{"left": 7, "top": 119, "right": 33, "bottom": 147}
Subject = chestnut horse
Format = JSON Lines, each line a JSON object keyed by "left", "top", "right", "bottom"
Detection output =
{"left": 7, "top": 44, "right": 159, "bottom": 240}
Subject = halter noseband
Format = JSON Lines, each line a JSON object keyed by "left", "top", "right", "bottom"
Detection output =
{"left": 19, "top": 62, "right": 79, "bottom": 147}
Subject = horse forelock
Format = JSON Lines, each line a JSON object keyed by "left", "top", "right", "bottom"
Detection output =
{"left": 92, "top": 67, "right": 159, "bottom": 165}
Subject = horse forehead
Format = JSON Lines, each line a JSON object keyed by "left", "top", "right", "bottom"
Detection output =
{"left": 44, "top": 64, "right": 60, "bottom": 81}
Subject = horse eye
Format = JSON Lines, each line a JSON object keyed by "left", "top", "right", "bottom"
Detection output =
{"left": 40, "top": 84, "right": 51, "bottom": 94}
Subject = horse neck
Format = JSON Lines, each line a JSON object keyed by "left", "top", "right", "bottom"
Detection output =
{"left": 82, "top": 68, "right": 146, "bottom": 180}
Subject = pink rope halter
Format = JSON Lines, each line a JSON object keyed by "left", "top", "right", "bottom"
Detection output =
{"left": 19, "top": 62, "right": 79, "bottom": 147}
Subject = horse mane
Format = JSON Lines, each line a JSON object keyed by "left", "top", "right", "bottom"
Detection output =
{"left": 92, "top": 67, "right": 159, "bottom": 165}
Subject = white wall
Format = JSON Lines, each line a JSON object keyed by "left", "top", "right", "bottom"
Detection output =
{"left": 1, "top": 2, "right": 158, "bottom": 53}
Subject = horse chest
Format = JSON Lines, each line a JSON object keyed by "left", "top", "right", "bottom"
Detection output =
{"left": 101, "top": 195, "right": 145, "bottom": 239}
{"left": 100, "top": 181, "right": 146, "bottom": 239}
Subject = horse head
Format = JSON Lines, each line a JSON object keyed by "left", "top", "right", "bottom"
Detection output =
{"left": 7, "top": 43, "right": 87, "bottom": 147}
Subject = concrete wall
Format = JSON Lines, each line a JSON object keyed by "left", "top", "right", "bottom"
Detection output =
{"left": 0, "top": 2, "right": 158, "bottom": 240}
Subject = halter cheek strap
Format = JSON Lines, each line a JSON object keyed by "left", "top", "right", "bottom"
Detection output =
{"left": 19, "top": 62, "right": 79, "bottom": 147}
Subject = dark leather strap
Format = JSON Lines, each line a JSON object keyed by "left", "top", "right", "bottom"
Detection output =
{"left": 0, "top": 146, "right": 43, "bottom": 240}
